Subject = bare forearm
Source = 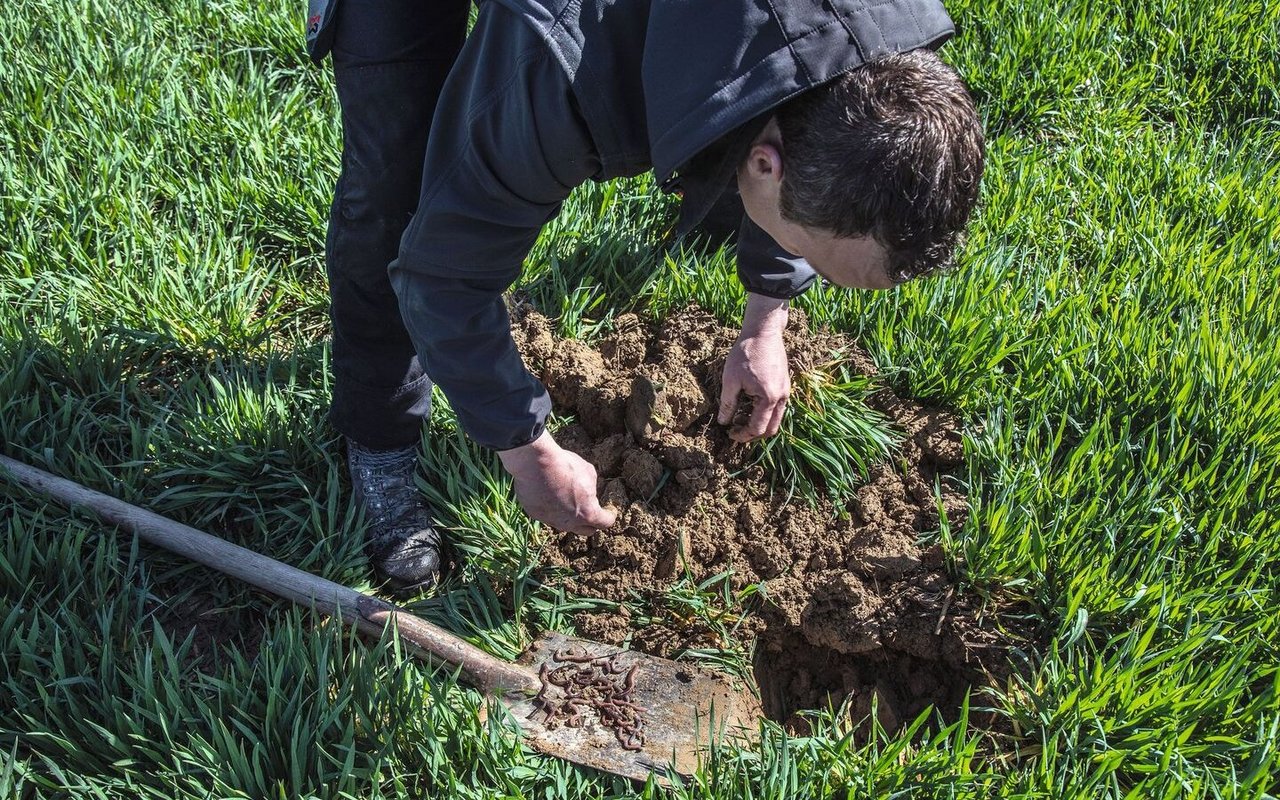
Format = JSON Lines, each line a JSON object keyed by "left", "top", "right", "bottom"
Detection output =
{"left": 741, "top": 292, "right": 789, "bottom": 337}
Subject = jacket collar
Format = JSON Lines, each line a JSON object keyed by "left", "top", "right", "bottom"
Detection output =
{"left": 665, "top": 113, "right": 771, "bottom": 240}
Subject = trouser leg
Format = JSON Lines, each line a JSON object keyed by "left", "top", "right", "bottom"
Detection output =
{"left": 324, "top": 0, "right": 469, "bottom": 450}
{"left": 388, "top": 1, "right": 602, "bottom": 450}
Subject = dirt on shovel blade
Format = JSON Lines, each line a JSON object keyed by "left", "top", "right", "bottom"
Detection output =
{"left": 512, "top": 303, "right": 1027, "bottom": 735}
{"left": 499, "top": 631, "right": 761, "bottom": 783}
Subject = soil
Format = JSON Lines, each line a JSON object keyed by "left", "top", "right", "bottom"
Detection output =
{"left": 511, "top": 303, "right": 1021, "bottom": 733}
{"left": 145, "top": 583, "right": 269, "bottom": 673}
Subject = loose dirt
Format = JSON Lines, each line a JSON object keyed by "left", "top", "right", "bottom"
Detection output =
{"left": 512, "top": 304, "right": 1021, "bottom": 733}
{"left": 145, "top": 585, "right": 269, "bottom": 673}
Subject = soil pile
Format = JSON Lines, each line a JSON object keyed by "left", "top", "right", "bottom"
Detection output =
{"left": 512, "top": 304, "right": 1016, "bottom": 731}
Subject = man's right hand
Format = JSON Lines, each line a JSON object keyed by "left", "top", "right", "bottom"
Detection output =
{"left": 498, "top": 431, "right": 617, "bottom": 534}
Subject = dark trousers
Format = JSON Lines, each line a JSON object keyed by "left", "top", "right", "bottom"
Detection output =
{"left": 325, "top": 0, "right": 470, "bottom": 449}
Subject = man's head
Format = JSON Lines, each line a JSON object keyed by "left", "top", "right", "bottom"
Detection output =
{"left": 736, "top": 48, "right": 984, "bottom": 289}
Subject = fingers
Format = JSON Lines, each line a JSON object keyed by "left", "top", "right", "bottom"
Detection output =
{"left": 549, "top": 461, "right": 614, "bottom": 534}
{"left": 766, "top": 395, "right": 787, "bottom": 437}
{"left": 731, "top": 396, "right": 785, "bottom": 443}
{"left": 718, "top": 373, "right": 742, "bottom": 426}
{"left": 508, "top": 446, "right": 617, "bottom": 534}
{"left": 568, "top": 458, "right": 613, "bottom": 531}
{"left": 523, "top": 492, "right": 614, "bottom": 534}
{"left": 568, "top": 461, "right": 616, "bottom": 532}
{"left": 720, "top": 332, "right": 790, "bottom": 442}
{"left": 569, "top": 497, "right": 617, "bottom": 534}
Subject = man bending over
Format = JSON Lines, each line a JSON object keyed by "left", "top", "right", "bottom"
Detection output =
{"left": 307, "top": 0, "right": 984, "bottom": 589}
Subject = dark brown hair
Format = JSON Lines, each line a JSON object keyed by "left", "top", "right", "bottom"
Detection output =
{"left": 775, "top": 49, "right": 984, "bottom": 282}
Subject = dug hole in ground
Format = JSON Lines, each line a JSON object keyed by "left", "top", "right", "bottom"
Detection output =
{"left": 512, "top": 303, "right": 1029, "bottom": 736}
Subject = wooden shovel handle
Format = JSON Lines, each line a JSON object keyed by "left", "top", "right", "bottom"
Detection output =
{"left": 0, "top": 454, "right": 537, "bottom": 696}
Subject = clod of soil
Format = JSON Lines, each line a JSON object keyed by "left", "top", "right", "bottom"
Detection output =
{"left": 511, "top": 304, "right": 1020, "bottom": 733}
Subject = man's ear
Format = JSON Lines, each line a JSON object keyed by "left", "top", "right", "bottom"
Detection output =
{"left": 743, "top": 142, "right": 784, "bottom": 183}
{"left": 743, "top": 116, "right": 785, "bottom": 185}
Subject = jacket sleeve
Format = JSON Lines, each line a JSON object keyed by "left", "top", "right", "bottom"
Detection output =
{"left": 387, "top": 9, "right": 600, "bottom": 451}
{"left": 392, "top": 268, "right": 552, "bottom": 451}
{"left": 736, "top": 214, "right": 818, "bottom": 299}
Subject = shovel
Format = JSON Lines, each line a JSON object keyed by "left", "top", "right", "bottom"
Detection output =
{"left": 0, "top": 454, "right": 761, "bottom": 784}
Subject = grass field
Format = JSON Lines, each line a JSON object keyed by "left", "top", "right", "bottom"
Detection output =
{"left": 2, "top": 0, "right": 1279, "bottom": 796}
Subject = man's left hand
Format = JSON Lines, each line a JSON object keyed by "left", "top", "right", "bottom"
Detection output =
{"left": 718, "top": 293, "right": 791, "bottom": 443}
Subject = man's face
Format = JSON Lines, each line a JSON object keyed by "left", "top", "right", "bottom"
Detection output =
{"left": 736, "top": 120, "right": 896, "bottom": 290}
{"left": 759, "top": 211, "right": 895, "bottom": 290}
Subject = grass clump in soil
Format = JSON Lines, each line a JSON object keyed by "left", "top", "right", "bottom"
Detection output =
{"left": 756, "top": 358, "right": 899, "bottom": 506}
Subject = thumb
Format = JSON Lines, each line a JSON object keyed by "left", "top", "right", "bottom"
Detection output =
{"left": 718, "top": 374, "right": 742, "bottom": 424}
{"left": 583, "top": 496, "right": 617, "bottom": 529}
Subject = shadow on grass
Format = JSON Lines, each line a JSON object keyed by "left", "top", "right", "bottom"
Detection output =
{"left": 0, "top": 320, "right": 537, "bottom": 671}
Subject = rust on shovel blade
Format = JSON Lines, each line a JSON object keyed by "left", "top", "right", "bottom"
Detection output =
{"left": 496, "top": 632, "right": 762, "bottom": 784}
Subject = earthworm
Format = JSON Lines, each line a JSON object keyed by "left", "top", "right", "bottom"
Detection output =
{"left": 619, "top": 726, "right": 646, "bottom": 751}
{"left": 528, "top": 663, "right": 556, "bottom": 722}
{"left": 563, "top": 697, "right": 591, "bottom": 728}
{"left": 532, "top": 649, "right": 648, "bottom": 752}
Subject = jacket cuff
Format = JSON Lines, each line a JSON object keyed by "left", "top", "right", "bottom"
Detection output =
{"left": 451, "top": 373, "right": 553, "bottom": 452}
{"left": 492, "top": 428, "right": 545, "bottom": 452}
{"left": 736, "top": 214, "right": 817, "bottom": 299}
{"left": 486, "top": 406, "right": 550, "bottom": 452}
{"left": 305, "top": 0, "right": 340, "bottom": 65}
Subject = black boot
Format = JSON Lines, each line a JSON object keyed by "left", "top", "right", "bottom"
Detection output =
{"left": 346, "top": 439, "right": 446, "bottom": 590}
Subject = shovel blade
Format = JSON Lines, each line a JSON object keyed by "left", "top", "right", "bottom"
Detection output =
{"left": 498, "top": 632, "right": 761, "bottom": 784}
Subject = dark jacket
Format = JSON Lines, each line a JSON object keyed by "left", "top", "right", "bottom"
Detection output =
{"left": 309, "top": 0, "right": 954, "bottom": 179}
{"left": 501, "top": 0, "right": 953, "bottom": 182}
{"left": 309, "top": 0, "right": 955, "bottom": 450}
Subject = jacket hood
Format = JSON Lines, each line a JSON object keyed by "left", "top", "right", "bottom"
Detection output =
{"left": 496, "top": 0, "right": 954, "bottom": 181}
{"left": 642, "top": 0, "right": 955, "bottom": 181}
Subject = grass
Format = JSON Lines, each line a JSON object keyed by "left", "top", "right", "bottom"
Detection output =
{"left": 753, "top": 367, "right": 900, "bottom": 505}
{"left": 2, "top": 0, "right": 1278, "bottom": 796}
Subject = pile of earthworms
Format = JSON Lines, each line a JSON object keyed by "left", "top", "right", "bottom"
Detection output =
{"left": 530, "top": 647, "right": 647, "bottom": 751}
